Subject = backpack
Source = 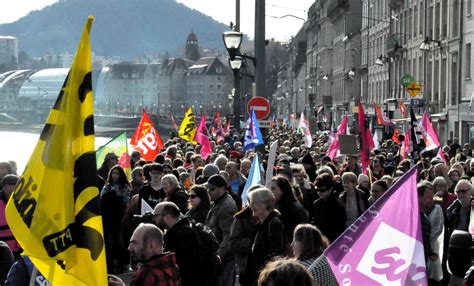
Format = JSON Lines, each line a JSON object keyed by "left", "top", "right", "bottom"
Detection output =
{"left": 189, "top": 221, "right": 221, "bottom": 286}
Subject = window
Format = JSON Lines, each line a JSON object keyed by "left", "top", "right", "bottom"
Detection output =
{"left": 210, "top": 84, "right": 214, "bottom": 89}
{"left": 413, "top": 5, "right": 417, "bottom": 38}
{"left": 468, "top": 0, "right": 472, "bottom": 16}
{"left": 466, "top": 43, "right": 471, "bottom": 79}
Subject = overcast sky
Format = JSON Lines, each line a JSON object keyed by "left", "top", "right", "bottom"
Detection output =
{"left": 0, "top": 0, "right": 314, "bottom": 42}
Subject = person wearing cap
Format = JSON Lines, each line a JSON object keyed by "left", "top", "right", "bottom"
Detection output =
{"left": 196, "top": 163, "right": 220, "bottom": 184}
{"left": 0, "top": 174, "right": 21, "bottom": 258}
{"left": 205, "top": 174, "right": 238, "bottom": 286}
{"left": 310, "top": 173, "right": 346, "bottom": 242}
{"left": 229, "top": 151, "right": 241, "bottom": 163}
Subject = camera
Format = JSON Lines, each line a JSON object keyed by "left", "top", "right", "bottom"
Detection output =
{"left": 132, "top": 211, "right": 155, "bottom": 226}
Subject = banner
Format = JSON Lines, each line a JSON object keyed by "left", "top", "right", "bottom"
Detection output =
{"left": 6, "top": 16, "right": 107, "bottom": 286}
{"left": 324, "top": 167, "right": 427, "bottom": 285}
{"left": 178, "top": 108, "right": 197, "bottom": 144}
{"left": 265, "top": 140, "right": 278, "bottom": 188}
{"left": 400, "top": 101, "right": 407, "bottom": 118}
{"left": 96, "top": 132, "right": 131, "bottom": 179}
{"left": 130, "top": 110, "right": 164, "bottom": 161}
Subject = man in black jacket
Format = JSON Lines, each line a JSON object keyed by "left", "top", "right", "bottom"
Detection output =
{"left": 154, "top": 202, "right": 214, "bottom": 286}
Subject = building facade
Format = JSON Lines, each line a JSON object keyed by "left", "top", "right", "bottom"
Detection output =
{"left": 0, "top": 36, "right": 18, "bottom": 67}
{"left": 274, "top": 0, "right": 474, "bottom": 143}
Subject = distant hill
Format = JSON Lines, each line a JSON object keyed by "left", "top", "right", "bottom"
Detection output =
{"left": 0, "top": 0, "right": 229, "bottom": 58}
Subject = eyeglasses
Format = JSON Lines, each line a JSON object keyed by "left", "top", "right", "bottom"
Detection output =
{"left": 456, "top": 189, "right": 470, "bottom": 194}
{"left": 189, "top": 194, "right": 197, "bottom": 199}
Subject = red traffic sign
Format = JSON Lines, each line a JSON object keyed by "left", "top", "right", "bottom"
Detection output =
{"left": 247, "top": 96, "right": 271, "bottom": 120}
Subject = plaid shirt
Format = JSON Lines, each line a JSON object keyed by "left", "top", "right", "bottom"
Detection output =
{"left": 131, "top": 252, "right": 181, "bottom": 286}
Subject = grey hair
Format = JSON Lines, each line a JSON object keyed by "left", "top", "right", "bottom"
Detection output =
{"left": 455, "top": 179, "right": 473, "bottom": 194}
{"left": 248, "top": 187, "right": 275, "bottom": 211}
{"left": 316, "top": 166, "right": 334, "bottom": 176}
{"left": 162, "top": 174, "right": 179, "bottom": 187}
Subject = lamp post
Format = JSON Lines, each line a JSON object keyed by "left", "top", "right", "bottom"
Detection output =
{"left": 223, "top": 31, "right": 257, "bottom": 130}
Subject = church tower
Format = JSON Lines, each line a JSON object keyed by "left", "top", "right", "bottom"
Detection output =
{"left": 185, "top": 30, "right": 200, "bottom": 61}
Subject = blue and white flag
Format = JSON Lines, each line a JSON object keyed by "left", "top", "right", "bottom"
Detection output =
{"left": 241, "top": 154, "right": 263, "bottom": 206}
{"left": 243, "top": 108, "right": 264, "bottom": 151}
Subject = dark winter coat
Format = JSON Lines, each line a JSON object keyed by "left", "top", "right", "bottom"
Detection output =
{"left": 184, "top": 206, "right": 210, "bottom": 224}
{"left": 243, "top": 210, "right": 288, "bottom": 286}
{"left": 311, "top": 194, "right": 346, "bottom": 242}
{"left": 164, "top": 217, "right": 206, "bottom": 286}
{"left": 165, "top": 187, "right": 189, "bottom": 215}
{"left": 276, "top": 193, "right": 308, "bottom": 242}
{"left": 229, "top": 207, "right": 256, "bottom": 276}
{"left": 206, "top": 193, "right": 238, "bottom": 259}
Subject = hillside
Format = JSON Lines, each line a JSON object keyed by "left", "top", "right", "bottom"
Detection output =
{"left": 0, "top": 0, "right": 229, "bottom": 58}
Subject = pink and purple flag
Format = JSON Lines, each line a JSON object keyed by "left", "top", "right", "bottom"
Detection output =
{"left": 419, "top": 112, "right": 440, "bottom": 152}
{"left": 327, "top": 115, "right": 348, "bottom": 160}
{"left": 358, "top": 102, "right": 375, "bottom": 175}
{"left": 319, "top": 167, "right": 427, "bottom": 285}
{"left": 193, "top": 115, "right": 212, "bottom": 160}
{"left": 402, "top": 128, "right": 412, "bottom": 160}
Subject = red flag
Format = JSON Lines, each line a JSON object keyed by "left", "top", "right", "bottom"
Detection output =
{"left": 373, "top": 102, "right": 393, "bottom": 126}
{"left": 211, "top": 112, "right": 222, "bottom": 136}
{"left": 392, "top": 127, "right": 401, "bottom": 144}
{"left": 130, "top": 110, "right": 164, "bottom": 161}
{"left": 223, "top": 119, "right": 231, "bottom": 135}
{"left": 399, "top": 101, "right": 407, "bottom": 117}
{"left": 358, "top": 102, "right": 375, "bottom": 175}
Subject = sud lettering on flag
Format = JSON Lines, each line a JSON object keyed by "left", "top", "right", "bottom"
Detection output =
{"left": 130, "top": 110, "right": 164, "bottom": 161}
{"left": 310, "top": 167, "right": 427, "bottom": 286}
{"left": 5, "top": 16, "right": 107, "bottom": 286}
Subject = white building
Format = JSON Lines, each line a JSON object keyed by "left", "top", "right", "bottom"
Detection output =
{"left": 0, "top": 36, "right": 18, "bottom": 66}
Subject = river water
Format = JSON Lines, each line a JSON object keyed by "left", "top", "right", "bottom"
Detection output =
{"left": 0, "top": 131, "right": 112, "bottom": 174}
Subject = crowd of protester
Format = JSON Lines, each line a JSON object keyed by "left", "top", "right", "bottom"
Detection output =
{"left": 0, "top": 124, "right": 474, "bottom": 285}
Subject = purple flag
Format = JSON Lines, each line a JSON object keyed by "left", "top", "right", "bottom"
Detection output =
{"left": 324, "top": 167, "right": 427, "bottom": 285}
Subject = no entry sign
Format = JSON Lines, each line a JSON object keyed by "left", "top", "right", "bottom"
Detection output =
{"left": 247, "top": 96, "right": 271, "bottom": 120}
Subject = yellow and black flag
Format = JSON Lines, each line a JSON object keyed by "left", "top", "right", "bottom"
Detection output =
{"left": 178, "top": 107, "right": 197, "bottom": 144}
{"left": 6, "top": 16, "right": 107, "bottom": 285}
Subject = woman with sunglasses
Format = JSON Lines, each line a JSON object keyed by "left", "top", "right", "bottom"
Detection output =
{"left": 184, "top": 185, "right": 210, "bottom": 224}
{"left": 310, "top": 173, "right": 346, "bottom": 243}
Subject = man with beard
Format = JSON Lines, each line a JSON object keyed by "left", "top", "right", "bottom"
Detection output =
{"left": 108, "top": 223, "right": 181, "bottom": 286}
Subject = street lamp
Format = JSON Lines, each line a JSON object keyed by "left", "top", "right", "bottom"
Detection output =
{"left": 347, "top": 68, "right": 356, "bottom": 79}
{"left": 228, "top": 56, "right": 243, "bottom": 70}
{"left": 419, "top": 37, "right": 441, "bottom": 52}
{"left": 223, "top": 31, "right": 243, "bottom": 60}
{"left": 375, "top": 55, "right": 391, "bottom": 66}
